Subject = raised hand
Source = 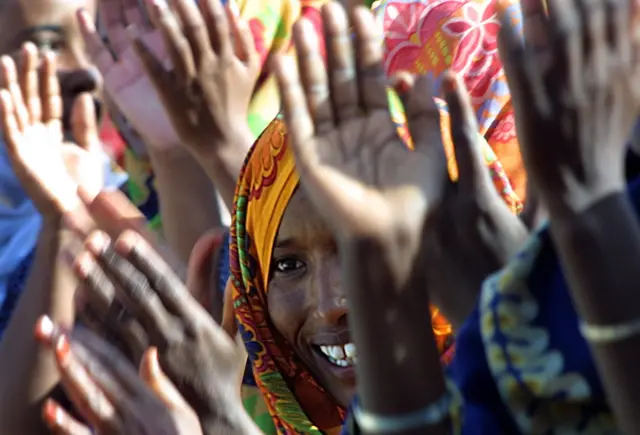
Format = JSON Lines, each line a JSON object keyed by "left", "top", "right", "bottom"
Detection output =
{"left": 424, "top": 73, "right": 528, "bottom": 327}
{"left": 134, "top": 0, "right": 259, "bottom": 150}
{"left": 35, "top": 316, "right": 202, "bottom": 435}
{"left": 70, "top": 230, "right": 257, "bottom": 435}
{"left": 275, "top": 5, "right": 447, "bottom": 247}
{"left": 275, "top": 3, "right": 454, "bottom": 423}
{"left": 499, "top": 0, "right": 640, "bottom": 216}
{"left": 77, "top": 0, "right": 177, "bottom": 149}
{"left": 130, "top": 0, "right": 259, "bottom": 206}
{"left": 0, "top": 44, "right": 104, "bottom": 218}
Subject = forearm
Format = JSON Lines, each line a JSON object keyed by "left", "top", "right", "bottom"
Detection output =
{"left": 149, "top": 147, "right": 222, "bottom": 265}
{"left": 549, "top": 192, "right": 640, "bottom": 433}
{"left": 341, "top": 237, "right": 448, "bottom": 435}
{"left": 199, "top": 129, "right": 254, "bottom": 212}
{"left": 0, "top": 218, "right": 76, "bottom": 435}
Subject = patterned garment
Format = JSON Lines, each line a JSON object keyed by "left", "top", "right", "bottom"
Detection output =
{"left": 375, "top": 0, "right": 525, "bottom": 206}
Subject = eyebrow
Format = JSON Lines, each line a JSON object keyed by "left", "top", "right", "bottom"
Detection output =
{"left": 274, "top": 238, "right": 297, "bottom": 249}
{"left": 16, "top": 25, "right": 64, "bottom": 40}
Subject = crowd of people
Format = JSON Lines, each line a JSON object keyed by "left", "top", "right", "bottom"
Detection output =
{"left": 0, "top": 0, "right": 639, "bottom": 433}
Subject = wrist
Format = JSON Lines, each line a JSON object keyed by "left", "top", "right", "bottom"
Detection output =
{"left": 541, "top": 180, "right": 626, "bottom": 222}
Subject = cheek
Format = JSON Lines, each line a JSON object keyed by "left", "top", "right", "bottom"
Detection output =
{"left": 267, "top": 283, "right": 309, "bottom": 344}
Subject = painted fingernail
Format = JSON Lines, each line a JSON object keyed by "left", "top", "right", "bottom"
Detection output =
{"left": 55, "top": 335, "right": 71, "bottom": 364}
{"left": 43, "top": 400, "right": 62, "bottom": 427}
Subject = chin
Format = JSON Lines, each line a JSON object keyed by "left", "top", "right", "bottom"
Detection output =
{"left": 307, "top": 344, "right": 358, "bottom": 408}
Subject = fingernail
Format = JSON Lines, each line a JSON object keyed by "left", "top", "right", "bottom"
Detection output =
{"left": 442, "top": 73, "right": 457, "bottom": 93}
{"left": 43, "top": 400, "right": 62, "bottom": 427}
{"left": 151, "top": 0, "right": 167, "bottom": 10}
{"left": 78, "top": 9, "right": 96, "bottom": 32}
{"left": 35, "top": 315, "right": 55, "bottom": 341}
{"left": 396, "top": 78, "right": 411, "bottom": 95}
{"left": 55, "top": 335, "right": 71, "bottom": 364}
{"left": 87, "top": 231, "right": 110, "bottom": 254}
{"left": 74, "top": 253, "right": 95, "bottom": 278}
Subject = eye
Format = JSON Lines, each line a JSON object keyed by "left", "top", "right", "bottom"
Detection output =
{"left": 273, "top": 257, "right": 306, "bottom": 276}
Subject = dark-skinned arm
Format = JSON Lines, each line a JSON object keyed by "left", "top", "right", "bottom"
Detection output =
{"left": 341, "top": 236, "right": 451, "bottom": 435}
{"left": 549, "top": 191, "right": 640, "bottom": 434}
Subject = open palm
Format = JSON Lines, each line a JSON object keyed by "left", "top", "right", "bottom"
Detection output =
{"left": 0, "top": 46, "right": 103, "bottom": 217}
{"left": 78, "top": 0, "right": 179, "bottom": 149}
{"left": 276, "top": 6, "right": 447, "bottom": 241}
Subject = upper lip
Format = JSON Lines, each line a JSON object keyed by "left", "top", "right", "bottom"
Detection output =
{"left": 309, "top": 329, "right": 351, "bottom": 346}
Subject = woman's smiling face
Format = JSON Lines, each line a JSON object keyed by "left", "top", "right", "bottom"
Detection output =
{"left": 267, "top": 188, "right": 356, "bottom": 408}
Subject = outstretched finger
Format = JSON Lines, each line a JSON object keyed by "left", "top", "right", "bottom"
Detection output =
{"left": 442, "top": 72, "right": 491, "bottom": 192}
{"left": 36, "top": 323, "right": 124, "bottom": 433}
{"left": 323, "top": 2, "right": 359, "bottom": 122}
{"left": 39, "top": 52, "right": 63, "bottom": 134}
{"left": 114, "top": 230, "right": 194, "bottom": 318}
{"left": 1, "top": 56, "right": 29, "bottom": 131}
{"left": 352, "top": 6, "right": 387, "bottom": 112}
{"left": 42, "top": 399, "right": 93, "bottom": 435}
{"left": 225, "top": 5, "right": 257, "bottom": 66}
{"left": 146, "top": 0, "right": 195, "bottom": 85}
{"left": 71, "top": 93, "right": 101, "bottom": 154}
{"left": 84, "top": 231, "right": 173, "bottom": 342}
{"left": 546, "top": 0, "right": 584, "bottom": 102}
{"left": 19, "top": 42, "right": 42, "bottom": 124}
{"left": 122, "top": 0, "right": 150, "bottom": 28}
{"left": 498, "top": 8, "right": 543, "bottom": 117}
{"left": 200, "top": 0, "right": 231, "bottom": 57}
{"left": 171, "top": 0, "right": 214, "bottom": 70}
{"left": 274, "top": 55, "right": 317, "bottom": 172}
{"left": 521, "top": 0, "right": 553, "bottom": 71}
{"left": 98, "top": 0, "right": 130, "bottom": 56}
{"left": 0, "top": 89, "right": 21, "bottom": 150}
{"left": 294, "top": 18, "right": 334, "bottom": 133}
{"left": 77, "top": 9, "right": 116, "bottom": 75}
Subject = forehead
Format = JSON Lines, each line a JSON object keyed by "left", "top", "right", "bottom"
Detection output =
{"left": 0, "top": 0, "right": 96, "bottom": 35}
{"left": 275, "top": 188, "right": 335, "bottom": 246}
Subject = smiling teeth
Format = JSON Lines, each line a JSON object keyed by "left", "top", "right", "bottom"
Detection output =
{"left": 319, "top": 343, "right": 357, "bottom": 367}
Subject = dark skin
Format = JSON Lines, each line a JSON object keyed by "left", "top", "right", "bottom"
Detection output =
{"left": 0, "top": 0, "right": 102, "bottom": 132}
{"left": 267, "top": 189, "right": 354, "bottom": 409}
{"left": 500, "top": 0, "right": 640, "bottom": 432}
{"left": 72, "top": 229, "right": 260, "bottom": 435}
{"left": 275, "top": 3, "right": 451, "bottom": 433}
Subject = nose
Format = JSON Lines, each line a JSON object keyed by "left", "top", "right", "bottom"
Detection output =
{"left": 57, "top": 68, "right": 103, "bottom": 129}
{"left": 313, "top": 257, "right": 348, "bottom": 326}
{"left": 57, "top": 68, "right": 101, "bottom": 95}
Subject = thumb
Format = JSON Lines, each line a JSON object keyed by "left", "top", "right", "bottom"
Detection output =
{"left": 71, "top": 93, "right": 101, "bottom": 154}
{"left": 139, "top": 347, "right": 189, "bottom": 409}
